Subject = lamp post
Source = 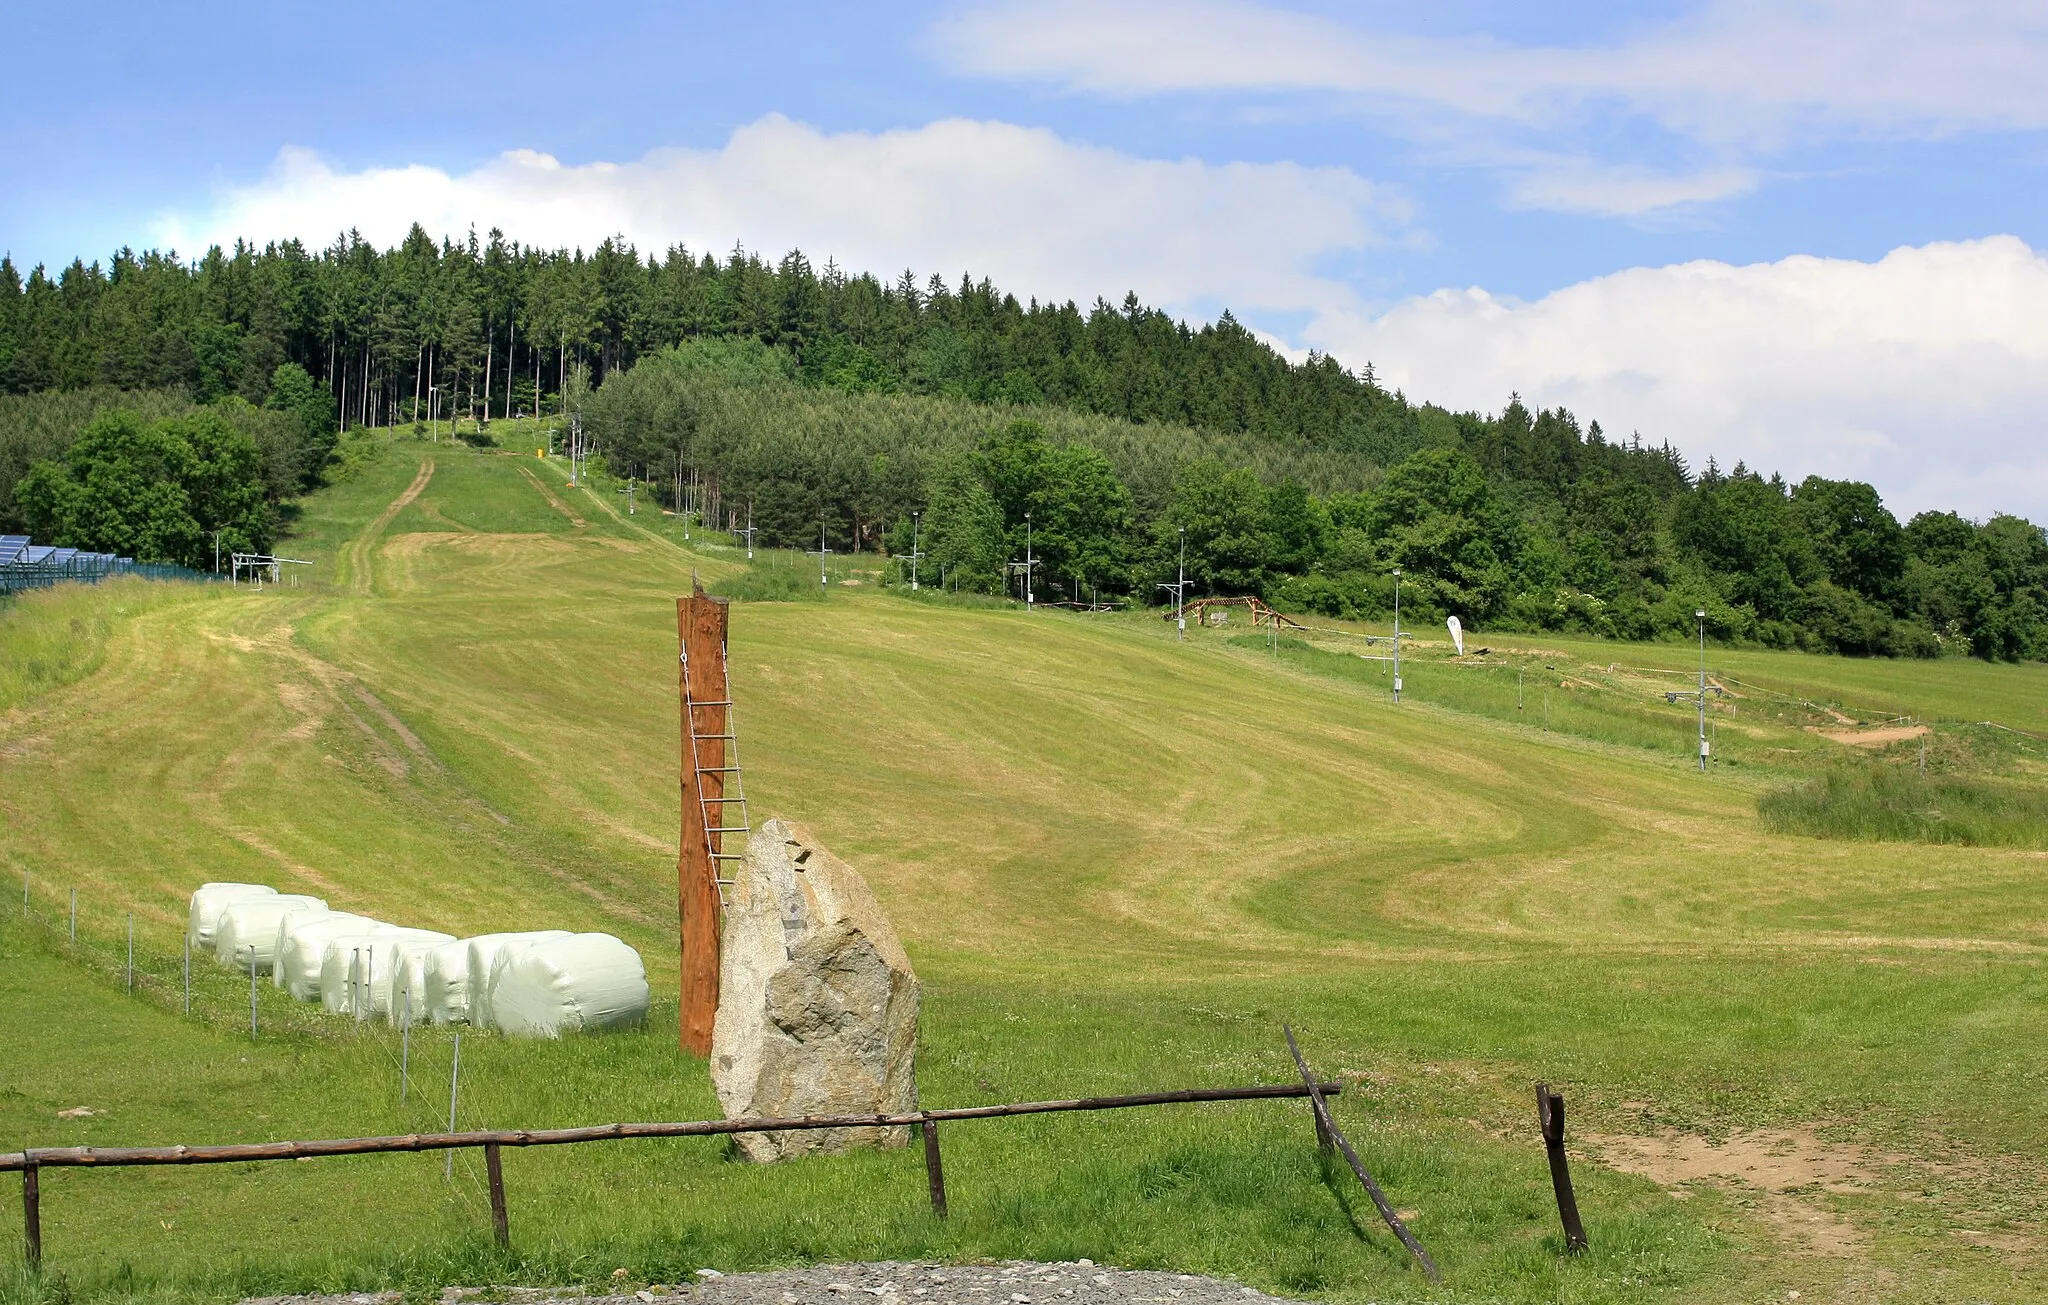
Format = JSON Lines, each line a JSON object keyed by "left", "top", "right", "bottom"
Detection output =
{"left": 892, "top": 510, "right": 926, "bottom": 591}
{"left": 1024, "top": 512, "right": 1034, "bottom": 610}
{"left": 1665, "top": 608, "right": 1716, "bottom": 771}
{"left": 1391, "top": 567, "right": 1403, "bottom": 704}
{"left": 1155, "top": 527, "right": 1189, "bottom": 640}
{"left": 1695, "top": 608, "right": 1709, "bottom": 771}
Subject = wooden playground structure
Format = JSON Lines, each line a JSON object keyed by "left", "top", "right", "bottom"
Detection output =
{"left": 1167, "top": 595, "right": 1306, "bottom": 631}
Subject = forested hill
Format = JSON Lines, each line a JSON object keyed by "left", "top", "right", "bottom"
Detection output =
{"left": 2, "top": 225, "right": 2045, "bottom": 662}
{"left": 0, "top": 226, "right": 1640, "bottom": 469}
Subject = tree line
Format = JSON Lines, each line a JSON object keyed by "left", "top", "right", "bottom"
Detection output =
{"left": 1, "top": 225, "right": 2043, "bottom": 659}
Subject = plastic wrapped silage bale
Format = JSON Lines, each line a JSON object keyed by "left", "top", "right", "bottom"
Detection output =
{"left": 319, "top": 930, "right": 452, "bottom": 1018}
{"left": 458, "top": 932, "right": 573, "bottom": 1027}
{"left": 316, "top": 933, "right": 396, "bottom": 1016}
{"left": 272, "top": 909, "right": 376, "bottom": 996}
{"left": 213, "top": 894, "right": 328, "bottom": 972}
{"left": 420, "top": 940, "right": 475, "bottom": 1025}
{"left": 384, "top": 931, "right": 461, "bottom": 1026}
{"left": 186, "top": 884, "right": 276, "bottom": 953}
{"left": 487, "top": 933, "right": 649, "bottom": 1038}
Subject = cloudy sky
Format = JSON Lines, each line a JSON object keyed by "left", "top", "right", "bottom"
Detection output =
{"left": 7, "top": 1, "right": 2046, "bottom": 520}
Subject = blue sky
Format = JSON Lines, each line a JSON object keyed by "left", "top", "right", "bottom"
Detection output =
{"left": 7, "top": 1, "right": 2048, "bottom": 519}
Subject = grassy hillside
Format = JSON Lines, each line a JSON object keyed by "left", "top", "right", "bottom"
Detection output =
{"left": 3, "top": 436, "right": 2046, "bottom": 1304}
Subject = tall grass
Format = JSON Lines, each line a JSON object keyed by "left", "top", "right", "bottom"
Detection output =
{"left": 1760, "top": 766, "right": 2048, "bottom": 848}
{"left": 711, "top": 557, "right": 829, "bottom": 602}
{"left": 0, "top": 578, "right": 204, "bottom": 711}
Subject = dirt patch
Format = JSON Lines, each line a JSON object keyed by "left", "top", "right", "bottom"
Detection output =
{"left": 518, "top": 465, "right": 587, "bottom": 527}
{"left": 1811, "top": 724, "right": 1929, "bottom": 747}
{"left": 353, "top": 686, "right": 436, "bottom": 765}
{"left": 1585, "top": 1127, "right": 1891, "bottom": 1258}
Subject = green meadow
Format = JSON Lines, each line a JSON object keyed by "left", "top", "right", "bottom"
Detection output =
{"left": 3, "top": 434, "right": 2046, "bottom": 1305}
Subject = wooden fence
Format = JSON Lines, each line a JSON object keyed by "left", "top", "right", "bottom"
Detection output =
{"left": 5, "top": 1082, "right": 1344, "bottom": 1268}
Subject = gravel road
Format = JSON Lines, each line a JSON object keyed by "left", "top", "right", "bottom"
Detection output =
{"left": 242, "top": 1260, "right": 1309, "bottom": 1305}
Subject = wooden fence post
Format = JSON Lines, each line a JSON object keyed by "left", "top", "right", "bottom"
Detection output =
{"left": 484, "top": 1142, "right": 509, "bottom": 1247}
{"left": 922, "top": 1118, "right": 948, "bottom": 1219}
{"left": 1536, "top": 1083, "right": 1587, "bottom": 1253}
{"left": 21, "top": 1159, "right": 39, "bottom": 1268}
{"left": 1283, "top": 1027, "right": 1439, "bottom": 1284}
{"left": 677, "top": 589, "right": 730, "bottom": 1057}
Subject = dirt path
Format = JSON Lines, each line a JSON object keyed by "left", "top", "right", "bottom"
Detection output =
{"left": 518, "top": 463, "right": 586, "bottom": 527}
{"left": 1813, "top": 724, "right": 1929, "bottom": 747}
{"left": 342, "top": 457, "right": 435, "bottom": 596}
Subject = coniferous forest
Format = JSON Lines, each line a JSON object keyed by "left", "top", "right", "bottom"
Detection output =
{"left": 1, "top": 225, "right": 2043, "bottom": 660}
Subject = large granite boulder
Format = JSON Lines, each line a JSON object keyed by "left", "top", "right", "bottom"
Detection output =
{"left": 711, "top": 818, "right": 920, "bottom": 1162}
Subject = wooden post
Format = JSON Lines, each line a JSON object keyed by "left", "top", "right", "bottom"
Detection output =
{"left": 1283, "top": 1026, "right": 1439, "bottom": 1283}
{"left": 1536, "top": 1083, "right": 1588, "bottom": 1253}
{"left": 677, "top": 589, "right": 730, "bottom": 1057}
{"left": 922, "top": 1118, "right": 948, "bottom": 1219}
{"left": 21, "top": 1160, "right": 39, "bottom": 1268}
{"left": 484, "top": 1141, "right": 509, "bottom": 1246}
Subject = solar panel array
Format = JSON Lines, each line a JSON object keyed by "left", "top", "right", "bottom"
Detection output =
{"left": 0, "top": 534, "right": 219, "bottom": 594}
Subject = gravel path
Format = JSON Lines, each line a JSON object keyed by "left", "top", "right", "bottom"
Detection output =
{"left": 242, "top": 1260, "right": 1308, "bottom": 1305}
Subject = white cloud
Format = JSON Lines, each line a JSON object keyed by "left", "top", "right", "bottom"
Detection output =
{"left": 155, "top": 114, "right": 1405, "bottom": 321}
{"left": 156, "top": 119, "right": 2048, "bottom": 521}
{"left": 930, "top": 0, "right": 2048, "bottom": 215}
{"left": 1320, "top": 236, "right": 2048, "bottom": 522}
{"left": 932, "top": 0, "right": 2048, "bottom": 140}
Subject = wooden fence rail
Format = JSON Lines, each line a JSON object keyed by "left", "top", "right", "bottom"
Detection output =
{"left": 8, "top": 1081, "right": 1342, "bottom": 1268}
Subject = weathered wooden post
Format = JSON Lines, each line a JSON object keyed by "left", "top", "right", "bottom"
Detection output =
{"left": 485, "top": 1141, "right": 509, "bottom": 1246}
{"left": 21, "top": 1158, "right": 39, "bottom": 1268}
{"left": 677, "top": 587, "right": 731, "bottom": 1057}
{"left": 922, "top": 1118, "right": 948, "bottom": 1218}
{"left": 1283, "top": 1026, "right": 1439, "bottom": 1283}
{"left": 1536, "top": 1083, "right": 1588, "bottom": 1253}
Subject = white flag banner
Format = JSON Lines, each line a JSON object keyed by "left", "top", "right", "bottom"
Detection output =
{"left": 1447, "top": 616, "right": 1465, "bottom": 656}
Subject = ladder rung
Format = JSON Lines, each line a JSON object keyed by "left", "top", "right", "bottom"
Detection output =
{"left": 706, "top": 825, "right": 749, "bottom": 834}
{"left": 710, "top": 852, "right": 745, "bottom": 861}
{"left": 702, "top": 795, "right": 745, "bottom": 803}
{"left": 687, "top": 700, "right": 733, "bottom": 708}
{"left": 692, "top": 733, "right": 737, "bottom": 741}
{"left": 699, "top": 766, "right": 742, "bottom": 774}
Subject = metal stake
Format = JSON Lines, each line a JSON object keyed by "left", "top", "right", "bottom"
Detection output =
{"left": 248, "top": 947, "right": 258, "bottom": 1040}
{"left": 446, "top": 1034, "right": 462, "bottom": 1178}
{"left": 184, "top": 935, "right": 191, "bottom": 1015}
{"left": 401, "top": 984, "right": 411, "bottom": 1103}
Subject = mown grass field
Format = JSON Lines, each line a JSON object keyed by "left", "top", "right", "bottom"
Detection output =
{"left": 3, "top": 433, "right": 2047, "bottom": 1305}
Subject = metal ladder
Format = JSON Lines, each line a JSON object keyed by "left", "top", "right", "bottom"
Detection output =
{"left": 681, "top": 638, "right": 750, "bottom": 905}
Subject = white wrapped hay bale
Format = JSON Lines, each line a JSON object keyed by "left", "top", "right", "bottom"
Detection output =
{"left": 420, "top": 940, "right": 476, "bottom": 1025}
{"left": 274, "top": 912, "right": 384, "bottom": 999}
{"left": 459, "top": 932, "right": 573, "bottom": 1027}
{"left": 186, "top": 884, "right": 276, "bottom": 953}
{"left": 487, "top": 933, "right": 649, "bottom": 1038}
{"left": 213, "top": 895, "right": 327, "bottom": 972}
{"left": 384, "top": 931, "right": 461, "bottom": 1026}
{"left": 319, "top": 930, "right": 452, "bottom": 1018}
